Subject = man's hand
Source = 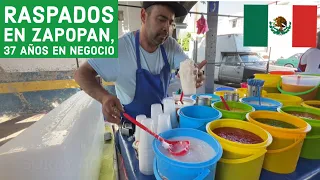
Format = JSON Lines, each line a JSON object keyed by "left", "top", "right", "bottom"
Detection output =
{"left": 195, "top": 60, "right": 207, "bottom": 88}
{"left": 101, "top": 94, "right": 124, "bottom": 124}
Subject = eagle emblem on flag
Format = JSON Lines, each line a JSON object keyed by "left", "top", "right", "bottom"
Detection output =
{"left": 269, "top": 16, "right": 292, "bottom": 35}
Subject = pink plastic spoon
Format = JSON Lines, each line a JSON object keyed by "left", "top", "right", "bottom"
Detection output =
{"left": 123, "top": 113, "right": 190, "bottom": 156}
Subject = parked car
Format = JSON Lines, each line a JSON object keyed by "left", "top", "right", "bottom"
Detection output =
{"left": 218, "top": 52, "right": 268, "bottom": 83}
{"left": 211, "top": 34, "right": 267, "bottom": 84}
{"left": 274, "top": 53, "right": 302, "bottom": 68}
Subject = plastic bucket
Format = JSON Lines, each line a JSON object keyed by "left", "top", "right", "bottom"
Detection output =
{"left": 169, "top": 96, "right": 196, "bottom": 106}
{"left": 247, "top": 111, "right": 311, "bottom": 174}
{"left": 300, "top": 74, "right": 320, "bottom": 100}
{"left": 165, "top": 97, "right": 196, "bottom": 118}
{"left": 214, "top": 90, "right": 247, "bottom": 99}
{"left": 265, "top": 93, "right": 303, "bottom": 107}
{"left": 216, "top": 87, "right": 236, "bottom": 92}
{"left": 190, "top": 93, "right": 221, "bottom": 104}
{"left": 216, "top": 149, "right": 266, "bottom": 180}
{"left": 206, "top": 119, "right": 272, "bottom": 156}
{"left": 152, "top": 128, "right": 223, "bottom": 180}
{"left": 278, "top": 75, "right": 320, "bottom": 101}
{"left": 236, "top": 88, "right": 267, "bottom": 98}
{"left": 212, "top": 101, "right": 255, "bottom": 120}
{"left": 240, "top": 97, "right": 282, "bottom": 111}
{"left": 301, "top": 100, "right": 320, "bottom": 110}
{"left": 178, "top": 106, "right": 222, "bottom": 131}
{"left": 299, "top": 135, "right": 320, "bottom": 160}
{"left": 254, "top": 74, "right": 281, "bottom": 87}
{"left": 254, "top": 74, "right": 281, "bottom": 93}
{"left": 206, "top": 119, "right": 272, "bottom": 180}
{"left": 278, "top": 106, "right": 320, "bottom": 159}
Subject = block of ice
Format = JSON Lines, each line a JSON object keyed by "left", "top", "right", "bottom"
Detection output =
{"left": 0, "top": 91, "right": 104, "bottom": 180}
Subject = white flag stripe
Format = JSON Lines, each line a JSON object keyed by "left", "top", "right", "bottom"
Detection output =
{"left": 268, "top": 5, "right": 293, "bottom": 48}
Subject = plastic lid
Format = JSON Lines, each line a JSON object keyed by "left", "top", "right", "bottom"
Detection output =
{"left": 281, "top": 75, "right": 320, "bottom": 86}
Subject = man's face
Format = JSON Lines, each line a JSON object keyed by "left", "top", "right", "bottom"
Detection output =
{"left": 142, "top": 5, "right": 175, "bottom": 46}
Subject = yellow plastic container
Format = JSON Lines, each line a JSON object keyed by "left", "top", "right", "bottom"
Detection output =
{"left": 214, "top": 90, "right": 246, "bottom": 98}
{"left": 265, "top": 93, "right": 303, "bottom": 106}
{"left": 216, "top": 148, "right": 267, "bottom": 180}
{"left": 214, "top": 90, "right": 234, "bottom": 97}
{"left": 206, "top": 119, "right": 272, "bottom": 151}
{"left": 255, "top": 74, "right": 281, "bottom": 93}
{"left": 255, "top": 74, "right": 281, "bottom": 88}
{"left": 301, "top": 100, "right": 320, "bottom": 110}
{"left": 247, "top": 111, "right": 311, "bottom": 174}
{"left": 236, "top": 88, "right": 267, "bottom": 97}
{"left": 214, "top": 89, "right": 267, "bottom": 99}
{"left": 206, "top": 119, "right": 272, "bottom": 180}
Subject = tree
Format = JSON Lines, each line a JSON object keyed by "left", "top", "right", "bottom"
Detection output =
{"left": 177, "top": 32, "right": 192, "bottom": 51}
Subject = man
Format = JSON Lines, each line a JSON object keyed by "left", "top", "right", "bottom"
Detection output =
{"left": 74, "top": 2, "right": 206, "bottom": 124}
{"left": 298, "top": 31, "right": 320, "bottom": 74}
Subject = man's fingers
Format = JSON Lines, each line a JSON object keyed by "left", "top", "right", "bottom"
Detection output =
{"left": 105, "top": 111, "right": 121, "bottom": 124}
{"left": 197, "top": 76, "right": 205, "bottom": 83}
{"left": 107, "top": 103, "right": 121, "bottom": 119}
{"left": 115, "top": 100, "right": 124, "bottom": 112}
{"left": 196, "top": 82, "right": 203, "bottom": 88}
{"left": 196, "top": 71, "right": 206, "bottom": 83}
{"left": 105, "top": 105, "right": 121, "bottom": 124}
{"left": 106, "top": 113, "right": 120, "bottom": 124}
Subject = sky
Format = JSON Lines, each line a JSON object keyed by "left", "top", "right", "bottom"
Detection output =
{"left": 218, "top": 0, "right": 320, "bottom": 16}
{"left": 218, "top": 1, "right": 273, "bottom": 15}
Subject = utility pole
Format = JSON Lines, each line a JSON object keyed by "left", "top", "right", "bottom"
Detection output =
{"left": 205, "top": 2, "right": 219, "bottom": 93}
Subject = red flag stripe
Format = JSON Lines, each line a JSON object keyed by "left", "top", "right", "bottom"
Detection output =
{"left": 292, "top": 5, "right": 318, "bottom": 47}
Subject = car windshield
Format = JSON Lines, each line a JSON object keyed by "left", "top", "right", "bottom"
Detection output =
{"left": 240, "top": 54, "right": 267, "bottom": 66}
{"left": 288, "top": 54, "right": 302, "bottom": 59}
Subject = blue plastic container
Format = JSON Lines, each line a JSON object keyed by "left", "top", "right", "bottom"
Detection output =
{"left": 190, "top": 93, "right": 221, "bottom": 104}
{"left": 240, "top": 97, "right": 282, "bottom": 111}
{"left": 215, "top": 87, "right": 236, "bottom": 91}
{"left": 178, "top": 106, "right": 222, "bottom": 131}
{"left": 152, "top": 128, "right": 223, "bottom": 180}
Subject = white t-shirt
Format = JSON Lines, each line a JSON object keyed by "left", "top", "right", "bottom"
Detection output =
{"left": 88, "top": 32, "right": 188, "bottom": 105}
{"left": 300, "top": 48, "right": 320, "bottom": 74}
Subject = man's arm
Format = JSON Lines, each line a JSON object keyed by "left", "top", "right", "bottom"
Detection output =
{"left": 74, "top": 62, "right": 110, "bottom": 104}
{"left": 74, "top": 61, "right": 123, "bottom": 124}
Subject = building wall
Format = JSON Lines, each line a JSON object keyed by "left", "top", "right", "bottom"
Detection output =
{"left": 118, "top": 1, "right": 141, "bottom": 37}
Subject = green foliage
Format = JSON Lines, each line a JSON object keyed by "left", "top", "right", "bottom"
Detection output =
{"left": 177, "top": 32, "right": 192, "bottom": 51}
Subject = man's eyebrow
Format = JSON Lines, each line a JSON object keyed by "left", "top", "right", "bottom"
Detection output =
{"left": 158, "top": 15, "right": 174, "bottom": 21}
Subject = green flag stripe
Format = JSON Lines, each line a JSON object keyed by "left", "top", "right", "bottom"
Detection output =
{"left": 244, "top": 5, "right": 268, "bottom": 47}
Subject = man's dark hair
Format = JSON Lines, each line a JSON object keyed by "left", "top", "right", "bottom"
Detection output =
{"left": 145, "top": 6, "right": 154, "bottom": 15}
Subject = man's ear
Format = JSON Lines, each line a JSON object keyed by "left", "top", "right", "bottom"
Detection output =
{"left": 141, "top": 8, "right": 147, "bottom": 24}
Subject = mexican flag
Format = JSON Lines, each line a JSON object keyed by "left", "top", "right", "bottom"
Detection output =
{"left": 244, "top": 5, "right": 318, "bottom": 48}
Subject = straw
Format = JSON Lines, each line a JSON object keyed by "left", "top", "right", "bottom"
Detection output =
{"left": 247, "top": 78, "right": 264, "bottom": 104}
{"left": 220, "top": 96, "right": 230, "bottom": 111}
{"left": 297, "top": 75, "right": 301, "bottom": 85}
{"left": 258, "top": 86, "right": 261, "bottom": 106}
{"left": 179, "top": 91, "right": 184, "bottom": 104}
